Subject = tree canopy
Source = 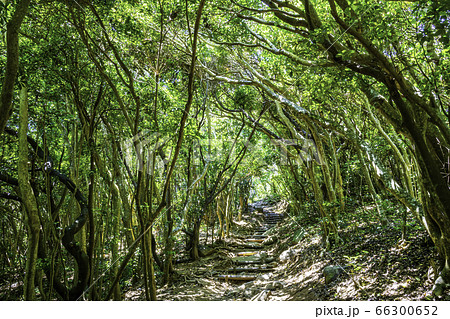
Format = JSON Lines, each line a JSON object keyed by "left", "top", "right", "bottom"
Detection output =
{"left": 1, "top": 0, "right": 450, "bottom": 301}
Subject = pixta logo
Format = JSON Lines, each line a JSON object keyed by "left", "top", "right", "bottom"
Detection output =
{"left": 121, "top": 131, "right": 321, "bottom": 174}
{"left": 271, "top": 138, "right": 321, "bottom": 166}
{"left": 120, "top": 131, "right": 170, "bottom": 175}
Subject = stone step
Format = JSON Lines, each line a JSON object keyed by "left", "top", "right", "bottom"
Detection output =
{"left": 217, "top": 275, "right": 256, "bottom": 282}
{"left": 247, "top": 234, "right": 267, "bottom": 239}
{"left": 235, "top": 234, "right": 268, "bottom": 240}
{"left": 236, "top": 251, "right": 258, "bottom": 257}
{"left": 234, "top": 257, "right": 275, "bottom": 265}
{"left": 226, "top": 267, "right": 274, "bottom": 273}
{"left": 245, "top": 238, "right": 264, "bottom": 243}
{"left": 231, "top": 243, "right": 263, "bottom": 249}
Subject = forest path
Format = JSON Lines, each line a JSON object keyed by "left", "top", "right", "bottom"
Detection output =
{"left": 214, "top": 205, "right": 285, "bottom": 300}
{"left": 148, "top": 199, "right": 292, "bottom": 301}
{"left": 128, "top": 199, "right": 440, "bottom": 301}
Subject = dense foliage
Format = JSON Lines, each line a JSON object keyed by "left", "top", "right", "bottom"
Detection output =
{"left": 0, "top": 0, "right": 449, "bottom": 300}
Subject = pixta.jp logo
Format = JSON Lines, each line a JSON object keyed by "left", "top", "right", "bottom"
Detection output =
{"left": 121, "top": 131, "right": 321, "bottom": 174}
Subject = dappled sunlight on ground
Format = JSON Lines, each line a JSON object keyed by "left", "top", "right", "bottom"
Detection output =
{"left": 122, "top": 203, "right": 450, "bottom": 301}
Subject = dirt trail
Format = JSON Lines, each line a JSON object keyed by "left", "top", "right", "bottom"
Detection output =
{"left": 138, "top": 199, "right": 289, "bottom": 301}
{"left": 214, "top": 204, "right": 284, "bottom": 299}
{"left": 125, "top": 199, "right": 443, "bottom": 301}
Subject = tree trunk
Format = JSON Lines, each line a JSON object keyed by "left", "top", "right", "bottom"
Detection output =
{"left": 217, "top": 195, "right": 225, "bottom": 239}
{"left": 225, "top": 191, "right": 232, "bottom": 238}
{"left": 308, "top": 123, "right": 339, "bottom": 227}
{"left": 387, "top": 86, "right": 450, "bottom": 294}
{"left": 87, "top": 153, "right": 97, "bottom": 300}
{"left": 330, "top": 135, "right": 345, "bottom": 212}
{"left": 146, "top": 230, "right": 157, "bottom": 300}
{"left": 238, "top": 195, "right": 244, "bottom": 222}
{"left": 17, "top": 86, "right": 40, "bottom": 300}
{"left": 0, "top": 0, "right": 31, "bottom": 135}
{"left": 110, "top": 176, "right": 122, "bottom": 300}
{"left": 191, "top": 220, "right": 200, "bottom": 261}
{"left": 163, "top": 183, "right": 174, "bottom": 285}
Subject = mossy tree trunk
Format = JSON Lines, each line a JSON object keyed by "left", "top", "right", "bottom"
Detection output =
{"left": 18, "top": 86, "right": 40, "bottom": 300}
